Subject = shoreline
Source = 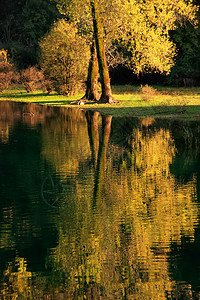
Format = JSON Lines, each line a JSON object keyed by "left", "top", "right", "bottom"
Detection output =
{"left": 1, "top": 86, "right": 200, "bottom": 119}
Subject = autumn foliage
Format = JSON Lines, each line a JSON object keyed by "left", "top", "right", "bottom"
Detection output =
{"left": 39, "top": 19, "right": 90, "bottom": 95}
{"left": 0, "top": 49, "right": 17, "bottom": 92}
{"left": 20, "top": 66, "right": 44, "bottom": 93}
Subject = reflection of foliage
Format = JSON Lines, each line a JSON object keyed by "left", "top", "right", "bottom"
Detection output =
{"left": 45, "top": 121, "right": 198, "bottom": 298}
{"left": 0, "top": 106, "right": 199, "bottom": 298}
{"left": 41, "top": 108, "right": 91, "bottom": 178}
{"left": 115, "top": 128, "right": 198, "bottom": 245}
{"left": 0, "top": 122, "right": 9, "bottom": 144}
{"left": 1, "top": 258, "right": 32, "bottom": 299}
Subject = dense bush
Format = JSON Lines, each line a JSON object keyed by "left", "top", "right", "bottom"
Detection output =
{"left": 21, "top": 66, "right": 44, "bottom": 93}
{"left": 140, "top": 84, "right": 158, "bottom": 101}
{"left": 0, "top": 49, "right": 18, "bottom": 92}
{"left": 41, "top": 79, "right": 54, "bottom": 94}
{"left": 39, "top": 19, "right": 90, "bottom": 95}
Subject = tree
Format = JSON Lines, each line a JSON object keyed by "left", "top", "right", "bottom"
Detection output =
{"left": 0, "top": 49, "right": 17, "bottom": 92}
{"left": 39, "top": 19, "right": 90, "bottom": 95}
{"left": 0, "top": 0, "right": 61, "bottom": 68}
{"left": 168, "top": 13, "right": 200, "bottom": 86}
{"left": 56, "top": 0, "right": 198, "bottom": 103}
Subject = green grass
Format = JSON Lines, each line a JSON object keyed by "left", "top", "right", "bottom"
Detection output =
{"left": 1, "top": 84, "right": 200, "bottom": 118}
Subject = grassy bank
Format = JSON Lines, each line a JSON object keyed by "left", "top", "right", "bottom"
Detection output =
{"left": 1, "top": 85, "right": 200, "bottom": 118}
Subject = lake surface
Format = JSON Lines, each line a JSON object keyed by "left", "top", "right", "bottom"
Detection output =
{"left": 1, "top": 101, "right": 200, "bottom": 299}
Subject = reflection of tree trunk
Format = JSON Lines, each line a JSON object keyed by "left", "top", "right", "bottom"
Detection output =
{"left": 85, "top": 111, "right": 99, "bottom": 167}
{"left": 85, "top": 111, "right": 112, "bottom": 207}
{"left": 90, "top": 0, "right": 114, "bottom": 104}
{"left": 93, "top": 115, "right": 112, "bottom": 207}
{"left": 83, "top": 42, "right": 99, "bottom": 101}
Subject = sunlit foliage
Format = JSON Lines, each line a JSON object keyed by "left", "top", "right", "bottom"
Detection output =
{"left": 56, "top": 0, "right": 198, "bottom": 74}
{"left": 0, "top": 49, "right": 17, "bottom": 92}
{"left": 40, "top": 19, "right": 90, "bottom": 95}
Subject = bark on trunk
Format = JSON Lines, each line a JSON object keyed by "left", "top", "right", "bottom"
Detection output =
{"left": 91, "top": 0, "right": 114, "bottom": 104}
{"left": 83, "top": 41, "right": 99, "bottom": 101}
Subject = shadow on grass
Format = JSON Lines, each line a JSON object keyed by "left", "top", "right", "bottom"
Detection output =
{"left": 0, "top": 92, "right": 50, "bottom": 98}
{"left": 32, "top": 99, "right": 73, "bottom": 105}
{"left": 0, "top": 92, "right": 76, "bottom": 106}
{"left": 84, "top": 105, "right": 200, "bottom": 118}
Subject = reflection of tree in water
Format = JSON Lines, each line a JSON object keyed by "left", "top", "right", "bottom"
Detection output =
{"left": 44, "top": 114, "right": 198, "bottom": 299}
{"left": 0, "top": 106, "right": 199, "bottom": 299}
{"left": 41, "top": 108, "right": 90, "bottom": 175}
{"left": 1, "top": 257, "right": 32, "bottom": 299}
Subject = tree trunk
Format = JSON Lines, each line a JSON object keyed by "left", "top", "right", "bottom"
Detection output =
{"left": 91, "top": 0, "right": 114, "bottom": 104}
{"left": 83, "top": 41, "right": 99, "bottom": 101}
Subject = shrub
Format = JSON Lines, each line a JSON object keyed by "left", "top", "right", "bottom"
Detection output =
{"left": 21, "top": 66, "right": 44, "bottom": 93}
{"left": 0, "top": 49, "right": 17, "bottom": 92}
{"left": 140, "top": 84, "right": 158, "bottom": 101}
{"left": 39, "top": 19, "right": 90, "bottom": 95}
{"left": 41, "top": 79, "right": 54, "bottom": 94}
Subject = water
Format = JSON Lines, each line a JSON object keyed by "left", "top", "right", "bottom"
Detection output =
{"left": 0, "top": 101, "right": 200, "bottom": 299}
